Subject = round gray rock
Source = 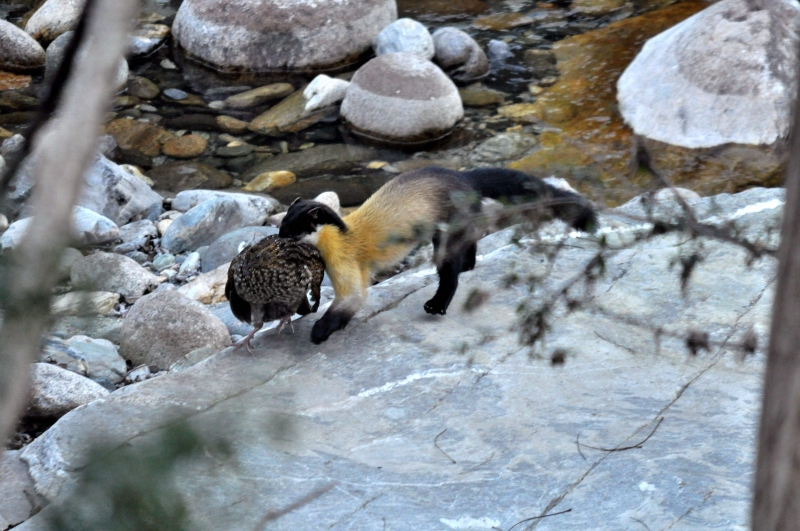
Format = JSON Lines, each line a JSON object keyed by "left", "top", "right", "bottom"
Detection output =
{"left": 161, "top": 196, "right": 270, "bottom": 254}
{"left": 432, "top": 27, "right": 488, "bottom": 82}
{"left": 27, "top": 363, "right": 109, "bottom": 418}
{"left": 341, "top": 52, "right": 464, "bottom": 144}
{"left": 25, "top": 0, "right": 85, "bottom": 42}
{"left": 373, "top": 18, "right": 434, "bottom": 59}
{"left": 119, "top": 290, "right": 230, "bottom": 369}
{"left": 617, "top": 0, "right": 800, "bottom": 148}
{"left": 172, "top": 0, "right": 397, "bottom": 73}
{"left": 71, "top": 252, "right": 159, "bottom": 300}
{"left": 199, "top": 225, "right": 278, "bottom": 272}
{"left": 0, "top": 19, "right": 45, "bottom": 73}
{"left": 0, "top": 207, "right": 120, "bottom": 251}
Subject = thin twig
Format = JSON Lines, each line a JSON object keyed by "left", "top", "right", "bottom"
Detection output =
{"left": 434, "top": 429, "right": 456, "bottom": 464}
{"left": 577, "top": 417, "right": 664, "bottom": 453}
{"left": 506, "top": 508, "right": 573, "bottom": 531}
{"left": 254, "top": 483, "right": 335, "bottom": 530}
{"left": 575, "top": 433, "right": 586, "bottom": 460}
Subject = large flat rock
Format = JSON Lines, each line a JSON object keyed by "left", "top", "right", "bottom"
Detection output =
{"left": 15, "top": 189, "right": 779, "bottom": 530}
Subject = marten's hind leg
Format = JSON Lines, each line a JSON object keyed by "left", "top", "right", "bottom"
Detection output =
{"left": 424, "top": 235, "right": 476, "bottom": 315}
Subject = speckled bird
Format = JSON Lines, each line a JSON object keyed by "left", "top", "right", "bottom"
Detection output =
{"left": 226, "top": 235, "right": 325, "bottom": 352}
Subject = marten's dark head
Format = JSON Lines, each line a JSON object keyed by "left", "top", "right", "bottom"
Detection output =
{"left": 279, "top": 199, "right": 348, "bottom": 240}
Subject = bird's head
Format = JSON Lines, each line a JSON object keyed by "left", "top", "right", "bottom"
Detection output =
{"left": 279, "top": 198, "right": 347, "bottom": 243}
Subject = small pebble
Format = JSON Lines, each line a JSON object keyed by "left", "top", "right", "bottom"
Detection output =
{"left": 367, "top": 161, "right": 388, "bottom": 169}
{"left": 279, "top": 141, "right": 289, "bottom": 154}
{"left": 126, "top": 364, "right": 151, "bottom": 383}
{"left": 539, "top": 76, "right": 558, "bottom": 87}
{"left": 0, "top": 214, "right": 8, "bottom": 233}
{"left": 178, "top": 252, "right": 201, "bottom": 276}
{"left": 209, "top": 100, "right": 226, "bottom": 110}
{"left": 139, "top": 104, "right": 158, "bottom": 113}
{"left": 160, "top": 59, "right": 177, "bottom": 70}
{"left": 298, "top": 142, "right": 314, "bottom": 150}
{"left": 528, "top": 84, "right": 545, "bottom": 95}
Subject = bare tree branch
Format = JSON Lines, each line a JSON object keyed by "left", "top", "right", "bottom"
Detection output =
{"left": 0, "top": 0, "right": 137, "bottom": 448}
{"left": 751, "top": 24, "right": 800, "bottom": 528}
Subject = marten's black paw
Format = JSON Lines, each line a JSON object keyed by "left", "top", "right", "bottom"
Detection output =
{"left": 424, "top": 299, "right": 447, "bottom": 315}
{"left": 311, "top": 310, "right": 351, "bottom": 344}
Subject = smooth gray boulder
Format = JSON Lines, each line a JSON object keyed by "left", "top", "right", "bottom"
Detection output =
{"left": 70, "top": 252, "right": 159, "bottom": 300}
{"left": 172, "top": 0, "right": 397, "bottom": 73}
{"left": 199, "top": 225, "right": 277, "bottom": 272}
{"left": 0, "top": 207, "right": 119, "bottom": 251}
{"left": 78, "top": 155, "right": 163, "bottom": 226}
{"left": 12, "top": 187, "right": 780, "bottom": 529}
{"left": 373, "top": 18, "right": 434, "bottom": 59}
{"left": 341, "top": 52, "right": 464, "bottom": 145}
{"left": 27, "top": 363, "right": 109, "bottom": 418}
{"left": 25, "top": 0, "right": 84, "bottom": 42}
{"left": 0, "top": 451, "right": 40, "bottom": 529}
{"left": 618, "top": 0, "right": 800, "bottom": 148}
{"left": 40, "top": 335, "right": 126, "bottom": 385}
{"left": 432, "top": 27, "right": 489, "bottom": 82}
{"left": 161, "top": 196, "right": 270, "bottom": 254}
{"left": 119, "top": 290, "right": 230, "bottom": 369}
{"left": 0, "top": 19, "right": 45, "bottom": 73}
{"left": 171, "top": 189, "right": 279, "bottom": 215}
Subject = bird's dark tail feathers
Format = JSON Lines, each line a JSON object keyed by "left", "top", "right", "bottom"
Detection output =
{"left": 460, "top": 167, "right": 598, "bottom": 233}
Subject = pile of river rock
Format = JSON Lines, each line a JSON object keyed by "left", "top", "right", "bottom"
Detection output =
{"left": 0, "top": 0, "right": 507, "bottom": 434}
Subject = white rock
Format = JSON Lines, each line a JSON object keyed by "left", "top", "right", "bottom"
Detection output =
{"left": 373, "top": 18, "right": 435, "bottom": 60}
{"left": 27, "top": 363, "right": 109, "bottom": 418}
{"left": 177, "top": 263, "right": 229, "bottom": 305}
{"left": 173, "top": 0, "right": 397, "bottom": 72}
{"left": 0, "top": 214, "right": 8, "bottom": 233}
{"left": 178, "top": 251, "right": 201, "bottom": 276}
{"left": 617, "top": 0, "right": 800, "bottom": 148}
{"left": 341, "top": 52, "right": 463, "bottom": 145}
{"left": 0, "top": 207, "right": 120, "bottom": 251}
{"left": 25, "top": 0, "right": 85, "bottom": 42}
{"left": 78, "top": 155, "right": 163, "bottom": 226}
{"left": 119, "top": 290, "right": 230, "bottom": 369}
{"left": 51, "top": 291, "right": 120, "bottom": 316}
{"left": 171, "top": 189, "right": 279, "bottom": 214}
{"left": 313, "top": 191, "right": 341, "bottom": 214}
{"left": 432, "top": 27, "right": 489, "bottom": 82}
{"left": 303, "top": 75, "right": 350, "bottom": 113}
{"left": 157, "top": 218, "right": 173, "bottom": 236}
{"left": 71, "top": 252, "right": 160, "bottom": 300}
{"left": 0, "top": 19, "right": 46, "bottom": 72}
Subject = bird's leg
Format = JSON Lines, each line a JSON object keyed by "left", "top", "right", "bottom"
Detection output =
{"left": 234, "top": 306, "right": 265, "bottom": 354}
{"left": 276, "top": 315, "right": 294, "bottom": 334}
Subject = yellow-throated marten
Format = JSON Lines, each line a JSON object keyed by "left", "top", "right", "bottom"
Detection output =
{"left": 279, "top": 166, "right": 597, "bottom": 344}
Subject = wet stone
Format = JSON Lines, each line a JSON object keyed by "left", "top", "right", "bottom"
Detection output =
{"left": 145, "top": 161, "right": 232, "bottom": 192}
{"left": 199, "top": 225, "right": 278, "bottom": 272}
{"left": 161, "top": 134, "right": 208, "bottom": 159}
{"left": 0, "top": 19, "right": 45, "bottom": 73}
{"left": 128, "top": 23, "right": 170, "bottom": 57}
{"left": 216, "top": 115, "right": 249, "bottom": 134}
{"left": 215, "top": 143, "right": 255, "bottom": 158}
{"left": 223, "top": 83, "right": 294, "bottom": 109}
{"left": 127, "top": 76, "right": 160, "bottom": 99}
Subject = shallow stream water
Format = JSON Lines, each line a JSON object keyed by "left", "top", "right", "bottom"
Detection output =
{"left": 2, "top": 0, "right": 716, "bottom": 207}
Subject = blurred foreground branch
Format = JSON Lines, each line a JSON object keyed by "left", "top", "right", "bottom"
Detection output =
{"left": 0, "top": 0, "right": 137, "bottom": 448}
{"left": 752, "top": 31, "right": 800, "bottom": 529}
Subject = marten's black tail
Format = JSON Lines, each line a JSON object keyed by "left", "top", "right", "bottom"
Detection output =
{"left": 460, "top": 167, "right": 598, "bottom": 233}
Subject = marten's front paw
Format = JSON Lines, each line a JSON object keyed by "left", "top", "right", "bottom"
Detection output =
{"left": 424, "top": 299, "right": 447, "bottom": 315}
{"left": 311, "top": 310, "right": 351, "bottom": 344}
